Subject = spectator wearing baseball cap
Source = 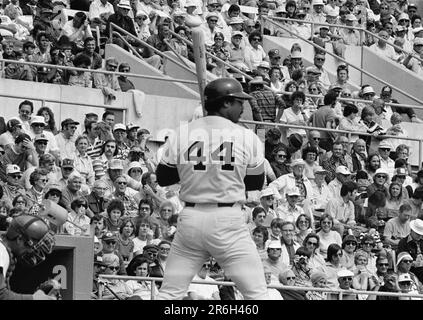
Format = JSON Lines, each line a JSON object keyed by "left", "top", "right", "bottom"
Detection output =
{"left": 33, "top": 133, "right": 49, "bottom": 157}
{"left": 56, "top": 118, "right": 79, "bottom": 160}
{"left": 100, "top": 158, "right": 142, "bottom": 195}
{"left": 368, "top": 168, "right": 389, "bottom": 199}
{"left": 378, "top": 140, "right": 395, "bottom": 179}
{"left": 276, "top": 186, "right": 305, "bottom": 224}
{"left": 2, "top": 164, "right": 25, "bottom": 208}
{"left": 327, "top": 165, "right": 351, "bottom": 201}
{"left": 126, "top": 123, "right": 140, "bottom": 148}
{"left": 258, "top": 188, "right": 278, "bottom": 227}
{"left": 404, "top": 37, "right": 423, "bottom": 76}
{"left": 338, "top": 14, "right": 362, "bottom": 46}
{"left": 269, "top": 158, "right": 313, "bottom": 207}
{"left": 227, "top": 30, "right": 249, "bottom": 71}
{"left": 308, "top": 165, "right": 330, "bottom": 211}
{"left": 112, "top": 123, "right": 130, "bottom": 161}
{"left": 249, "top": 73, "right": 286, "bottom": 126}
{"left": 262, "top": 240, "right": 288, "bottom": 284}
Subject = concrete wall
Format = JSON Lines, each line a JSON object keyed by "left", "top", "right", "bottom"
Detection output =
{"left": 361, "top": 47, "right": 423, "bottom": 106}
{"left": 263, "top": 35, "right": 362, "bottom": 91}
{"left": 105, "top": 44, "right": 200, "bottom": 100}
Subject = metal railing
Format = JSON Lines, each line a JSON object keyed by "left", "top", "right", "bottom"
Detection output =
{"left": 238, "top": 119, "right": 423, "bottom": 169}
{"left": 268, "top": 16, "right": 423, "bottom": 66}
{"left": 262, "top": 16, "right": 423, "bottom": 105}
{"left": 269, "top": 16, "right": 366, "bottom": 43}
{"left": 97, "top": 274, "right": 423, "bottom": 300}
{"left": 167, "top": 29, "right": 260, "bottom": 85}
{"left": 275, "top": 90, "right": 423, "bottom": 111}
{"left": 108, "top": 23, "right": 199, "bottom": 78}
{"left": 0, "top": 58, "right": 198, "bottom": 85}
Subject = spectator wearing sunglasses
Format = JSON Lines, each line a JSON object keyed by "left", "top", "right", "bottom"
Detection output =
{"left": 340, "top": 234, "right": 358, "bottom": 271}
{"left": 318, "top": 243, "right": 347, "bottom": 289}
{"left": 22, "top": 153, "right": 60, "bottom": 191}
{"left": 100, "top": 253, "right": 132, "bottom": 300}
{"left": 397, "top": 219, "right": 423, "bottom": 281}
{"left": 396, "top": 251, "right": 423, "bottom": 294}
{"left": 262, "top": 240, "right": 289, "bottom": 284}
{"left": 291, "top": 246, "right": 312, "bottom": 287}
{"left": 100, "top": 231, "right": 127, "bottom": 273}
{"left": 327, "top": 269, "right": 358, "bottom": 300}
{"left": 186, "top": 261, "right": 220, "bottom": 300}
{"left": 64, "top": 198, "right": 91, "bottom": 236}
{"left": 375, "top": 255, "right": 390, "bottom": 285}
{"left": 277, "top": 268, "right": 307, "bottom": 300}
{"left": 303, "top": 233, "right": 326, "bottom": 273}
{"left": 25, "top": 168, "right": 49, "bottom": 215}
{"left": 306, "top": 270, "right": 328, "bottom": 300}
{"left": 113, "top": 175, "right": 139, "bottom": 218}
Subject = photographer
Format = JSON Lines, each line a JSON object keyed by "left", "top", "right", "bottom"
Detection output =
{"left": 124, "top": 146, "right": 155, "bottom": 175}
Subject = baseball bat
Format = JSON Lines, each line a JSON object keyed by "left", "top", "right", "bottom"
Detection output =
{"left": 191, "top": 27, "right": 207, "bottom": 117}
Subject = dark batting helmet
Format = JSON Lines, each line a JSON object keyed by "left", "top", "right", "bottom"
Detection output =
{"left": 204, "top": 78, "right": 252, "bottom": 104}
{"left": 6, "top": 214, "right": 55, "bottom": 267}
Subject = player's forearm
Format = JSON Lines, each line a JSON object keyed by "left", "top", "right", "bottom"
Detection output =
{"left": 0, "top": 278, "right": 33, "bottom": 300}
{"left": 244, "top": 172, "right": 265, "bottom": 191}
{"left": 156, "top": 163, "right": 179, "bottom": 186}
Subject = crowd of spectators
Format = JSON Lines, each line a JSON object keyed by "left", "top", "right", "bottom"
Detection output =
{"left": 2, "top": 0, "right": 423, "bottom": 86}
{"left": 1, "top": 0, "right": 423, "bottom": 301}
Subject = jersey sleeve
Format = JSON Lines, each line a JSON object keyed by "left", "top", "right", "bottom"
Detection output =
{"left": 159, "top": 131, "right": 178, "bottom": 167}
{"left": 246, "top": 131, "right": 265, "bottom": 175}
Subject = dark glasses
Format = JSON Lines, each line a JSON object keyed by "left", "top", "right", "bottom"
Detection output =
{"left": 340, "top": 277, "right": 352, "bottom": 281}
{"left": 107, "top": 266, "right": 119, "bottom": 271}
{"left": 307, "top": 241, "right": 318, "bottom": 246}
{"left": 345, "top": 241, "right": 356, "bottom": 245}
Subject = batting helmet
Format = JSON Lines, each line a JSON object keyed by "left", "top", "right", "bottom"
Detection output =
{"left": 204, "top": 78, "right": 252, "bottom": 104}
{"left": 6, "top": 214, "right": 55, "bottom": 267}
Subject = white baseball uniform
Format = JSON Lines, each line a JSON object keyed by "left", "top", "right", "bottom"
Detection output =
{"left": 156, "top": 115, "right": 269, "bottom": 300}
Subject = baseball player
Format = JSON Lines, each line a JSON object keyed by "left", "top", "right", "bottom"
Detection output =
{"left": 156, "top": 78, "right": 269, "bottom": 300}
{"left": 0, "top": 215, "right": 56, "bottom": 300}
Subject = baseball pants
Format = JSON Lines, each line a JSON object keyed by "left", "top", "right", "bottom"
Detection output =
{"left": 156, "top": 203, "right": 269, "bottom": 300}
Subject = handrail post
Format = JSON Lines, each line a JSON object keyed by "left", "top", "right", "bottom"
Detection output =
{"left": 339, "top": 290, "right": 343, "bottom": 300}
{"left": 311, "top": 22, "right": 314, "bottom": 39}
{"left": 109, "top": 23, "right": 113, "bottom": 44}
{"left": 151, "top": 280, "right": 156, "bottom": 300}
{"left": 419, "top": 139, "right": 423, "bottom": 170}
{"left": 98, "top": 278, "right": 104, "bottom": 300}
